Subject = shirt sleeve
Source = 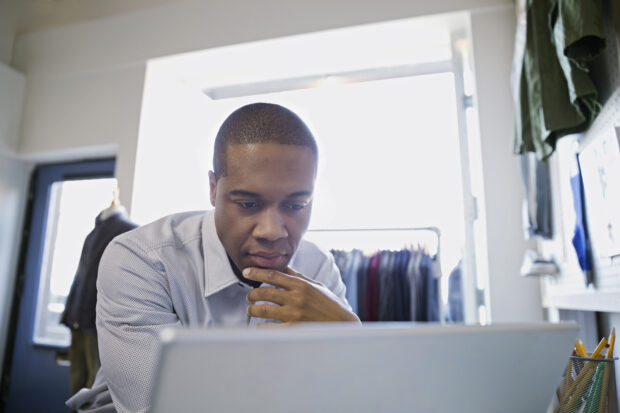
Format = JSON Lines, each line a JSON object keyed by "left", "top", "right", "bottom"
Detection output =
{"left": 96, "top": 237, "right": 181, "bottom": 413}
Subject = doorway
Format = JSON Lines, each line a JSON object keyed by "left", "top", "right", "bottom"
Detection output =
{"left": 2, "top": 159, "right": 116, "bottom": 412}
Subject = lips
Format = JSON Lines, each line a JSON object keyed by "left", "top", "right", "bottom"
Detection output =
{"left": 248, "top": 251, "right": 288, "bottom": 269}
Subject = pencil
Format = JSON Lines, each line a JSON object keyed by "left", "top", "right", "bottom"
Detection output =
{"left": 591, "top": 337, "right": 608, "bottom": 359}
{"left": 560, "top": 337, "right": 608, "bottom": 411}
{"left": 597, "top": 363, "right": 609, "bottom": 413}
{"left": 577, "top": 339, "right": 588, "bottom": 357}
{"left": 596, "top": 327, "right": 615, "bottom": 413}
{"left": 583, "top": 362, "right": 605, "bottom": 413}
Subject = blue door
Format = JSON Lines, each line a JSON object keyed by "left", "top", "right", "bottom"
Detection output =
{"left": 3, "top": 159, "right": 116, "bottom": 412}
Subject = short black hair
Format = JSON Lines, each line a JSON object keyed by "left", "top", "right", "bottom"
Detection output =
{"left": 213, "top": 103, "right": 318, "bottom": 179}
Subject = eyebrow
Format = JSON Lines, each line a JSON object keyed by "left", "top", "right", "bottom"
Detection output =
{"left": 287, "top": 191, "right": 313, "bottom": 199}
{"left": 229, "top": 190, "right": 260, "bottom": 198}
{"left": 228, "top": 190, "right": 312, "bottom": 198}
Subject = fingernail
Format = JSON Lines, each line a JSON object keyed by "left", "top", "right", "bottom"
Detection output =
{"left": 243, "top": 268, "right": 251, "bottom": 277}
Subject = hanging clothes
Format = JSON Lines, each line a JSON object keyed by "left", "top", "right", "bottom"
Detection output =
{"left": 61, "top": 206, "right": 137, "bottom": 394}
{"left": 331, "top": 245, "right": 443, "bottom": 323}
{"left": 513, "top": 0, "right": 606, "bottom": 160}
{"left": 520, "top": 152, "right": 553, "bottom": 239}
{"left": 364, "top": 253, "right": 380, "bottom": 322}
{"left": 447, "top": 259, "right": 465, "bottom": 323}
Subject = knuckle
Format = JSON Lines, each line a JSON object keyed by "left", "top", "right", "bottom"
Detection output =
{"left": 292, "top": 309, "right": 303, "bottom": 321}
{"left": 299, "top": 281, "right": 312, "bottom": 294}
{"left": 295, "top": 292, "right": 307, "bottom": 307}
{"left": 267, "top": 270, "right": 279, "bottom": 281}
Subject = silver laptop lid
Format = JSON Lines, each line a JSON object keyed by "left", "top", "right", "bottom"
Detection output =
{"left": 151, "top": 322, "right": 578, "bottom": 413}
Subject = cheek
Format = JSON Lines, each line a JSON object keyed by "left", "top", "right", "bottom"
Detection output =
{"left": 224, "top": 214, "right": 253, "bottom": 240}
{"left": 287, "top": 210, "right": 312, "bottom": 238}
{"left": 215, "top": 208, "right": 251, "bottom": 249}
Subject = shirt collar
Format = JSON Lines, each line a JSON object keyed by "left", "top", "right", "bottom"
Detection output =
{"left": 202, "top": 209, "right": 245, "bottom": 297}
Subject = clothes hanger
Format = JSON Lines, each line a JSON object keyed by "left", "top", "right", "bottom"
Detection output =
{"left": 100, "top": 186, "right": 127, "bottom": 220}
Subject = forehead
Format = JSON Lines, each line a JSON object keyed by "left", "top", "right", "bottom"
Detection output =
{"left": 221, "top": 143, "right": 316, "bottom": 194}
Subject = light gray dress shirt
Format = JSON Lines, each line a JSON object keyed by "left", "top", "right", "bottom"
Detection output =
{"left": 67, "top": 210, "right": 349, "bottom": 413}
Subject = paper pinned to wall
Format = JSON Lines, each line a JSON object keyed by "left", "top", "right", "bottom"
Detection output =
{"left": 579, "top": 126, "right": 620, "bottom": 258}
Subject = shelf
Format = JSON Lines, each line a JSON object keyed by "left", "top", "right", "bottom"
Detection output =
{"left": 542, "top": 291, "right": 620, "bottom": 312}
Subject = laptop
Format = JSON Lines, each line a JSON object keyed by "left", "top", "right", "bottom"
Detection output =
{"left": 150, "top": 322, "right": 578, "bottom": 413}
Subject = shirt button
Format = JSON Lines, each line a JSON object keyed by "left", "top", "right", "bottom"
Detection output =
{"left": 73, "top": 322, "right": 79, "bottom": 329}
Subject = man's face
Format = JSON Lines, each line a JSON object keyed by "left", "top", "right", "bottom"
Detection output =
{"left": 209, "top": 143, "right": 316, "bottom": 273}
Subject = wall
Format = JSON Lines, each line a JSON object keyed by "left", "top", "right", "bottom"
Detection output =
{"left": 469, "top": 8, "right": 543, "bottom": 322}
{"left": 0, "top": 0, "right": 16, "bottom": 65}
{"left": 0, "top": 0, "right": 31, "bottom": 373}
{"left": 0, "top": 62, "right": 25, "bottom": 154}
{"left": 12, "top": 0, "right": 512, "bottom": 211}
{"left": 8, "top": 0, "right": 541, "bottom": 334}
{"left": 0, "top": 155, "right": 31, "bottom": 378}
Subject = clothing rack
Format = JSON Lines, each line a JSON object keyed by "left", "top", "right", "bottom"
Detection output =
{"left": 318, "top": 227, "right": 445, "bottom": 322}
{"left": 307, "top": 226, "right": 441, "bottom": 257}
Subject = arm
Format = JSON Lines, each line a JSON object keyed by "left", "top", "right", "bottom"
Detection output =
{"left": 244, "top": 267, "right": 360, "bottom": 323}
{"left": 96, "top": 239, "right": 180, "bottom": 413}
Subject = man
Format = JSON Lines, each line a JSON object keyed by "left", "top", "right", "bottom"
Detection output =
{"left": 67, "top": 102, "right": 359, "bottom": 413}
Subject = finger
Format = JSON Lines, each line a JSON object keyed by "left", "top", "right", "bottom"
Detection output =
{"left": 283, "top": 267, "right": 318, "bottom": 284}
{"left": 243, "top": 267, "right": 301, "bottom": 290}
{"left": 247, "top": 303, "right": 286, "bottom": 320}
{"left": 256, "top": 322, "right": 295, "bottom": 328}
{"left": 247, "top": 286, "right": 289, "bottom": 305}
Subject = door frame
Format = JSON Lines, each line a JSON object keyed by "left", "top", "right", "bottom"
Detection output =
{"left": 0, "top": 158, "right": 115, "bottom": 412}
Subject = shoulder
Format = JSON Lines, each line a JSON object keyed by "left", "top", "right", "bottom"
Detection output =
{"left": 112, "top": 211, "right": 206, "bottom": 253}
{"left": 295, "top": 238, "right": 332, "bottom": 260}
{"left": 98, "top": 211, "right": 208, "bottom": 294}
{"left": 291, "top": 239, "right": 337, "bottom": 279}
{"left": 292, "top": 239, "right": 349, "bottom": 303}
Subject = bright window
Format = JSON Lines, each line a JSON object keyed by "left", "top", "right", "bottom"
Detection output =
{"left": 204, "top": 73, "right": 464, "bottom": 275}
{"left": 33, "top": 178, "right": 117, "bottom": 347}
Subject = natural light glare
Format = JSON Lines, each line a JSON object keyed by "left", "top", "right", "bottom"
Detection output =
{"left": 32, "top": 177, "right": 117, "bottom": 347}
{"left": 49, "top": 179, "right": 118, "bottom": 296}
{"left": 208, "top": 74, "right": 464, "bottom": 275}
{"left": 136, "top": 72, "right": 466, "bottom": 276}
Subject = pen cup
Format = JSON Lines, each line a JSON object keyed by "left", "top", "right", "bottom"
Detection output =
{"left": 555, "top": 356, "right": 618, "bottom": 413}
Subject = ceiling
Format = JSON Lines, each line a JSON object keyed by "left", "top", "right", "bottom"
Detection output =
{"left": 8, "top": 0, "right": 184, "bottom": 35}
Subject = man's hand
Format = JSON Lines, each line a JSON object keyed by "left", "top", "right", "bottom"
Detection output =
{"left": 244, "top": 267, "right": 360, "bottom": 323}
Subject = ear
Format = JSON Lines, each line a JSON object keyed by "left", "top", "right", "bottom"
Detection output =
{"left": 208, "top": 170, "right": 217, "bottom": 207}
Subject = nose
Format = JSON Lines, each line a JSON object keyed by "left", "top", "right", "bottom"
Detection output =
{"left": 253, "top": 207, "right": 288, "bottom": 242}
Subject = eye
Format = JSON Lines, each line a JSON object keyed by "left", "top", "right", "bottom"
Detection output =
{"left": 237, "top": 201, "right": 260, "bottom": 209}
{"left": 285, "top": 201, "right": 308, "bottom": 211}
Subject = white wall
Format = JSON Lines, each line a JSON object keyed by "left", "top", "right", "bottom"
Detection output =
{"left": 0, "top": 154, "right": 32, "bottom": 375}
{"left": 0, "top": 0, "right": 16, "bottom": 65}
{"left": 8, "top": 0, "right": 543, "bottom": 327}
{"left": 0, "top": 1, "right": 31, "bottom": 373}
{"left": 18, "top": 65, "right": 146, "bottom": 210}
{"left": 6, "top": 0, "right": 513, "bottom": 221}
{"left": 0, "top": 62, "right": 25, "bottom": 154}
{"left": 469, "top": 8, "right": 543, "bottom": 322}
